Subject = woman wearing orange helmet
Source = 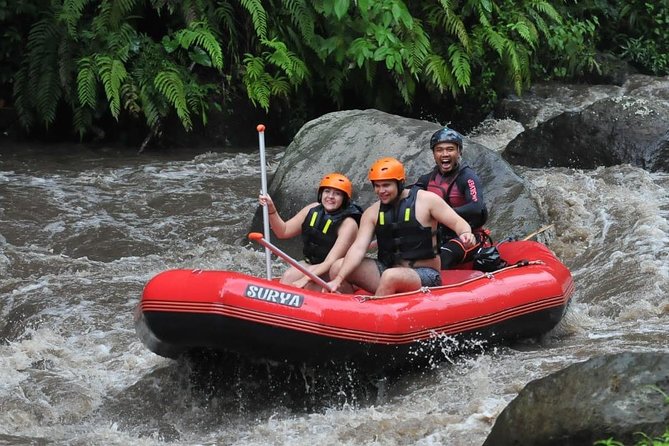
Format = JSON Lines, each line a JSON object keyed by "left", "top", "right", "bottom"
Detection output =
{"left": 327, "top": 157, "right": 476, "bottom": 296}
{"left": 258, "top": 173, "right": 362, "bottom": 290}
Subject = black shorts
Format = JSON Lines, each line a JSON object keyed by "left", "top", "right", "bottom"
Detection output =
{"left": 375, "top": 260, "right": 442, "bottom": 287}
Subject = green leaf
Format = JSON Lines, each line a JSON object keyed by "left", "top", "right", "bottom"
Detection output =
{"left": 162, "top": 36, "right": 179, "bottom": 53}
{"left": 333, "top": 0, "right": 349, "bottom": 19}
{"left": 189, "top": 48, "right": 212, "bottom": 67}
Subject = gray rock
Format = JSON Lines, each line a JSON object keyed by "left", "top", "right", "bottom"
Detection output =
{"left": 502, "top": 96, "right": 669, "bottom": 171}
{"left": 483, "top": 352, "right": 669, "bottom": 446}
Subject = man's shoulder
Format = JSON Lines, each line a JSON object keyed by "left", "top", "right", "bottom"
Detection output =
{"left": 415, "top": 170, "right": 435, "bottom": 188}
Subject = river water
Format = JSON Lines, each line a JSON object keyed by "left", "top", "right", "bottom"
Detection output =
{"left": 1, "top": 142, "right": 667, "bottom": 445}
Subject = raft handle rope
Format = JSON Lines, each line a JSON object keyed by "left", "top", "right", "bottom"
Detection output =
{"left": 356, "top": 259, "right": 545, "bottom": 301}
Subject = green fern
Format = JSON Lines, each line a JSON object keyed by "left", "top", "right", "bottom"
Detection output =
{"left": 96, "top": 55, "right": 127, "bottom": 119}
{"left": 282, "top": 0, "right": 316, "bottom": 45}
{"left": 402, "top": 19, "right": 431, "bottom": 76}
{"left": 174, "top": 21, "right": 223, "bottom": 69}
{"left": 76, "top": 56, "right": 97, "bottom": 109}
{"left": 119, "top": 82, "right": 140, "bottom": 116}
{"left": 154, "top": 68, "right": 192, "bottom": 130}
{"left": 59, "top": 0, "right": 94, "bottom": 37}
{"left": 424, "top": 54, "right": 457, "bottom": 95}
{"left": 262, "top": 38, "right": 308, "bottom": 83}
{"left": 109, "top": 0, "right": 138, "bottom": 29}
{"left": 72, "top": 105, "right": 93, "bottom": 139}
{"left": 139, "top": 85, "right": 161, "bottom": 129}
{"left": 239, "top": 0, "right": 267, "bottom": 39}
{"left": 448, "top": 43, "right": 470, "bottom": 90}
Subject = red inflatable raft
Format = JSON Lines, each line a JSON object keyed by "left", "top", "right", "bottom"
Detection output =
{"left": 135, "top": 240, "right": 573, "bottom": 370}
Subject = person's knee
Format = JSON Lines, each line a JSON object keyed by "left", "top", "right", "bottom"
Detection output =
{"left": 328, "top": 258, "right": 343, "bottom": 279}
{"left": 380, "top": 267, "right": 401, "bottom": 282}
{"left": 440, "top": 241, "right": 466, "bottom": 270}
{"left": 280, "top": 267, "right": 301, "bottom": 283}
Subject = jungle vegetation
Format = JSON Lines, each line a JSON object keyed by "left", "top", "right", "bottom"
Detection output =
{"left": 0, "top": 0, "right": 668, "bottom": 147}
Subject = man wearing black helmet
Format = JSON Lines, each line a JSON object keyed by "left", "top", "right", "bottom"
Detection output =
{"left": 416, "top": 127, "right": 489, "bottom": 269}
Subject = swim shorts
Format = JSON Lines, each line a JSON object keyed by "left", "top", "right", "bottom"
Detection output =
{"left": 375, "top": 260, "right": 442, "bottom": 287}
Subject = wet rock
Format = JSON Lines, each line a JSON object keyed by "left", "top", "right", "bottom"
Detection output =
{"left": 495, "top": 83, "right": 622, "bottom": 129}
{"left": 502, "top": 96, "right": 669, "bottom": 171}
{"left": 483, "top": 351, "right": 669, "bottom": 446}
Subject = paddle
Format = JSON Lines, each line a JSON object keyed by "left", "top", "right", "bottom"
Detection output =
{"left": 522, "top": 224, "right": 554, "bottom": 241}
{"left": 257, "top": 124, "right": 272, "bottom": 279}
{"left": 248, "top": 232, "right": 334, "bottom": 292}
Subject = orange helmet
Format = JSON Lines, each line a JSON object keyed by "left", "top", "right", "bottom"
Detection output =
{"left": 318, "top": 172, "right": 353, "bottom": 199}
{"left": 368, "top": 157, "right": 405, "bottom": 182}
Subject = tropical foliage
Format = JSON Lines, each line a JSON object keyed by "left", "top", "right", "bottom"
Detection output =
{"left": 0, "top": 0, "right": 667, "bottom": 144}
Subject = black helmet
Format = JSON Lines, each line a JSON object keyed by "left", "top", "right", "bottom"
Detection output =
{"left": 430, "top": 128, "right": 463, "bottom": 151}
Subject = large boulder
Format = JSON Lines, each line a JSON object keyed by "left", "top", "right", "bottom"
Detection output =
{"left": 495, "top": 82, "right": 622, "bottom": 130}
{"left": 495, "top": 75, "right": 669, "bottom": 172}
{"left": 483, "top": 352, "right": 669, "bottom": 446}
{"left": 502, "top": 96, "right": 669, "bottom": 171}
{"left": 253, "top": 109, "right": 547, "bottom": 255}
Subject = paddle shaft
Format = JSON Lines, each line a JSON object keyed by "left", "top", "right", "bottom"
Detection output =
{"left": 249, "top": 233, "right": 333, "bottom": 292}
{"left": 522, "top": 224, "right": 554, "bottom": 241}
{"left": 257, "top": 124, "right": 272, "bottom": 279}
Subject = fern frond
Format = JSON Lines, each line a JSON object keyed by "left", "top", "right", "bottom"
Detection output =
{"left": 37, "top": 67, "right": 62, "bottom": 127}
{"left": 504, "top": 41, "right": 523, "bottom": 94}
{"left": 58, "top": 37, "right": 77, "bottom": 98}
{"left": 109, "top": 0, "right": 139, "bottom": 29}
{"left": 106, "top": 23, "right": 138, "bottom": 61}
{"left": 154, "top": 68, "right": 192, "bottom": 130}
{"left": 510, "top": 17, "right": 538, "bottom": 46}
{"left": 423, "top": 54, "right": 457, "bottom": 95}
{"left": 121, "top": 82, "right": 141, "bottom": 115}
{"left": 238, "top": 0, "right": 267, "bottom": 40}
{"left": 59, "top": 0, "right": 94, "bottom": 37}
{"left": 77, "top": 56, "right": 98, "bottom": 109}
{"left": 214, "top": 1, "right": 237, "bottom": 52}
{"left": 448, "top": 43, "right": 470, "bottom": 90}
{"left": 139, "top": 86, "right": 161, "bottom": 129}
{"left": 436, "top": 0, "right": 453, "bottom": 12}
{"left": 269, "top": 76, "right": 290, "bottom": 96}
{"left": 26, "top": 18, "right": 60, "bottom": 63}
{"left": 242, "top": 53, "right": 271, "bottom": 109}
{"left": 393, "top": 72, "right": 414, "bottom": 104}
{"left": 174, "top": 22, "right": 223, "bottom": 69}
{"left": 531, "top": 1, "right": 562, "bottom": 24}
{"left": 325, "top": 69, "right": 347, "bottom": 105}
{"left": 481, "top": 27, "right": 506, "bottom": 57}
{"left": 442, "top": 10, "right": 470, "bottom": 52}
{"left": 403, "top": 20, "right": 431, "bottom": 76}
{"left": 96, "top": 55, "right": 128, "bottom": 118}
{"left": 13, "top": 65, "right": 34, "bottom": 129}
{"left": 282, "top": 0, "right": 316, "bottom": 44}
{"left": 92, "top": 2, "right": 111, "bottom": 35}
{"left": 72, "top": 105, "right": 93, "bottom": 139}
{"left": 262, "top": 38, "right": 309, "bottom": 83}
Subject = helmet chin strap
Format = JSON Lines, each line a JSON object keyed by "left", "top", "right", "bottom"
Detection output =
{"left": 389, "top": 180, "right": 405, "bottom": 206}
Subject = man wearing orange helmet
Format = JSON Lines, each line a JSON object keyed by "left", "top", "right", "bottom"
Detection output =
{"left": 326, "top": 157, "right": 476, "bottom": 296}
{"left": 259, "top": 173, "right": 362, "bottom": 291}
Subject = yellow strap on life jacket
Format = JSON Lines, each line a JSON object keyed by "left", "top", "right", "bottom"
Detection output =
{"left": 379, "top": 211, "right": 385, "bottom": 225}
{"left": 404, "top": 208, "right": 411, "bottom": 222}
{"left": 309, "top": 211, "right": 318, "bottom": 227}
{"left": 322, "top": 219, "right": 332, "bottom": 234}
